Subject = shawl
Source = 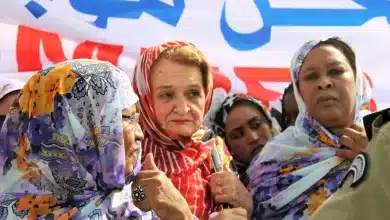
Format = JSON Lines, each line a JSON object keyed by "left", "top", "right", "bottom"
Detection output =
{"left": 0, "top": 59, "right": 153, "bottom": 220}
{"left": 248, "top": 38, "right": 371, "bottom": 220}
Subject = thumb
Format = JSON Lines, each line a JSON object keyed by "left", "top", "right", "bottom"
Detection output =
{"left": 144, "top": 153, "right": 159, "bottom": 170}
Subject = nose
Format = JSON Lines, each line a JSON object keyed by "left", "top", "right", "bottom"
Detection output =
{"left": 173, "top": 95, "right": 190, "bottom": 115}
{"left": 134, "top": 123, "right": 144, "bottom": 141}
{"left": 246, "top": 129, "right": 260, "bottom": 145}
{"left": 316, "top": 76, "right": 334, "bottom": 90}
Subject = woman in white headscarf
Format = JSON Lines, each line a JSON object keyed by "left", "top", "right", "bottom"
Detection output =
{"left": 248, "top": 37, "right": 371, "bottom": 219}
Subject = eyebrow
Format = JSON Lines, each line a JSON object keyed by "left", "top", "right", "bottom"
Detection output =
{"left": 228, "top": 116, "right": 263, "bottom": 133}
{"left": 156, "top": 84, "right": 202, "bottom": 91}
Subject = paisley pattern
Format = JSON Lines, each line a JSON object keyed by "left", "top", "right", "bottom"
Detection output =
{"left": 0, "top": 59, "right": 155, "bottom": 220}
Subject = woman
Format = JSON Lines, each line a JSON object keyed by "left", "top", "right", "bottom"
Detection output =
{"left": 132, "top": 41, "right": 240, "bottom": 219}
{"left": 248, "top": 37, "right": 371, "bottom": 219}
{"left": 0, "top": 59, "right": 196, "bottom": 220}
{"left": 0, "top": 79, "right": 24, "bottom": 127}
{"left": 281, "top": 83, "right": 299, "bottom": 131}
{"left": 209, "top": 93, "right": 280, "bottom": 186}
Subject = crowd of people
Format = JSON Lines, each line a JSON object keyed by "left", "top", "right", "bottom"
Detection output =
{"left": 0, "top": 37, "right": 388, "bottom": 220}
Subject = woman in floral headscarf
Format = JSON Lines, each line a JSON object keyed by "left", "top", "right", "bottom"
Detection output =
{"left": 132, "top": 41, "right": 247, "bottom": 220}
{"left": 248, "top": 37, "right": 371, "bottom": 219}
{"left": 0, "top": 59, "right": 198, "bottom": 220}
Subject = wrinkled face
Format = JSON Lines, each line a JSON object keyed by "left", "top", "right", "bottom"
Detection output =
{"left": 150, "top": 59, "right": 206, "bottom": 141}
{"left": 283, "top": 92, "right": 299, "bottom": 127}
{"left": 225, "top": 103, "right": 273, "bottom": 164}
{"left": 0, "top": 91, "right": 19, "bottom": 127}
{"left": 298, "top": 45, "right": 356, "bottom": 130}
{"left": 122, "top": 104, "right": 144, "bottom": 175}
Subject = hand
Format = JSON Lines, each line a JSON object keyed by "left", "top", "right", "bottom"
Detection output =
{"left": 209, "top": 172, "right": 253, "bottom": 218}
{"left": 209, "top": 208, "right": 248, "bottom": 220}
{"left": 336, "top": 124, "right": 368, "bottom": 160}
{"left": 132, "top": 153, "right": 192, "bottom": 220}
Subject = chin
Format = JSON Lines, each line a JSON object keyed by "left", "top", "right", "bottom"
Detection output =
{"left": 317, "top": 110, "right": 348, "bottom": 128}
{"left": 166, "top": 127, "right": 197, "bottom": 139}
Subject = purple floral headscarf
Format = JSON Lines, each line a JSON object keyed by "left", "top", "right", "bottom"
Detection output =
{"left": 0, "top": 59, "right": 154, "bottom": 219}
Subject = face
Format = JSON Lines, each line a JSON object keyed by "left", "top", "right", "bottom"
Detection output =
{"left": 283, "top": 92, "right": 299, "bottom": 127}
{"left": 298, "top": 45, "right": 356, "bottom": 130}
{"left": 150, "top": 59, "right": 206, "bottom": 141}
{"left": 122, "top": 104, "right": 144, "bottom": 175}
{"left": 0, "top": 92, "right": 20, "bottom": 127}
{"left": 225, "top": 103, "right": 273, "bottom": 164}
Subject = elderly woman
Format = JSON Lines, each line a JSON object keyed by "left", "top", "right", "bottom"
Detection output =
{"left": 0, "top": 59, "right": 201, "bottom": 220}
{"left": 248, "top": 37, "right": 371, "bottom": 219}
{"left": 0, "top": 79, "right": 24, "bottom": 127}
{"left": 132, "top": 41, "right": 249, "bottom": 220}
{"left": 209, "top": 94, "right": 280, "bottom": 186}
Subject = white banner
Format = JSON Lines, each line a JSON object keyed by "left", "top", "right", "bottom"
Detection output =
{"left": 0, "top": 0, "right": 389, "bottom": 110}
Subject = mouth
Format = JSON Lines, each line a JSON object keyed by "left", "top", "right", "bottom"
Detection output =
{"left": 171, "top": 119, "right": 190, "bottom": 124}
{"left": 251, "top": 144, "right": 265, "bottom": 157}
{"left": 316, "top": 96, "right": 338, "bottom": 104}
{"left": 128, "top": 142, "right": 141, "bottom": 155}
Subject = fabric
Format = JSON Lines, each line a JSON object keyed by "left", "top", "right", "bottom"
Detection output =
{"left": 247, "top": 38, "right": 372, "bottom": 220}
{"left": 312, "top": 110, "right": 390, "bottom": 220}
{"left": 132, "top": 41, "right": 232, "bottom": 220}
{"left": 0, "top": 79, "right": 24, "bottom": 100}
{"left": 0, "top": 59, "right": 154, "bottom": 220}
{"left": 207, "top": 93, "right": 280, "bottom": 184}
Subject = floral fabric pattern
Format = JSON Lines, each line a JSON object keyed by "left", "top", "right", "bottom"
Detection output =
{"left": 0, "top": 59, "right": 154, "bottom": 220}
{"left": 248, "top": 38, "right": 372, "bottom": 220}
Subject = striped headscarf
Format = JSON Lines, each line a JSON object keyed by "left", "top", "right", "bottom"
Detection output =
{"left": 132, "top": 41, "right": 232, "bottom": 220}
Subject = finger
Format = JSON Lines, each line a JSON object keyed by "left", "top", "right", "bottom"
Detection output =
{"left": 136, "top": 174, "right": 165, "bottom": 187}
{"left": 231, "top": 207, "right": 248, "bottom": 216}
{"left": 136, "top": 170, "right": 162, "bottom": 179}
{"left": 143, "top": 153, "right": 159, "bottom": 171}
{"left": 336, "top": 149, "right": 360, "bottom": 160}
{"left": 214, "top": 193, "right": 236, "bottom": 207}
{"left": 339, "top": 135, "right": 355, "bottom": 149}
{"left": 343, "top": 127, "right": 367, "bottom": 145}
{"left": 350, "top": 123, "right": 364, "bottom": 132}
{"left": 131, "top": 185, "right": 152, "bottom": 212}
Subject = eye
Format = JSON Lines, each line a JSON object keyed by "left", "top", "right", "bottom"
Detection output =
{"left": 250, "top": 120, "right": 261, "bottom": 130}
{"left": 158, "top": 91, "right": 174, "bottom": 100}
{"left": 230, "top": 130, "right": 244, "bottom": 139}
{"left": 187, "top": 89, "right": 200, "bottom": 98}
{"left": 328, "top": 68, "right": 344, "bottom": 76}
{"left": 122, "top": 113, "right": 140, "bottom": 125}
{"left": 304, "top": 72, "right": 318, "bottom": 81}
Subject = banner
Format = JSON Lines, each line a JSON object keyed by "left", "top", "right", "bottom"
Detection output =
{"left": 0, "top": 0, "right": 389, "bottom": 110}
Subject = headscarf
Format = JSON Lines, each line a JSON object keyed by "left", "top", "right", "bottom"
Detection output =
{"left": 0, "top": 59, "right": 152, "bottom": 220}
{"left": 209, "top": 93, "right": 280, "bottom": 139}
{"left": 248, "top": 38, "right": 372, "bottom": 220}
{"left": 0, "top": 79, "right": 25, "bottom": 127}
{"left": 133, "top": 41, "right": 232, "bottom": 220}
{"left": 0, "top": 79, "right": 24, "bottom": 100}
{"left": 208, "top": 93, "right": 280, "bottom": 186}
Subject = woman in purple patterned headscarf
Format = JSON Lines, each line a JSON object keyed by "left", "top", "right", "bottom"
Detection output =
{"left": 0, "top": 59, "right": 200, "bottom": 220}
